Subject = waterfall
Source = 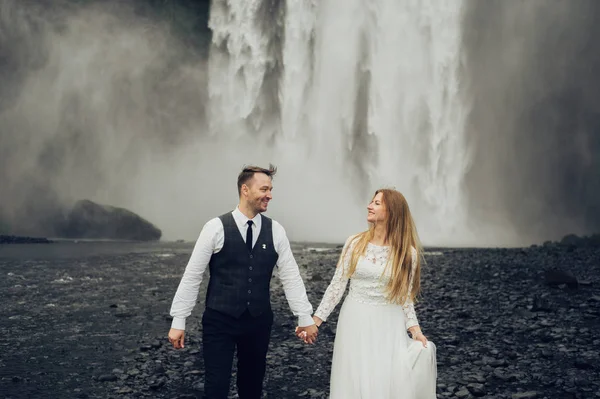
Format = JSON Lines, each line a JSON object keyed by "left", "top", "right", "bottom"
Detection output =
{"left": 3, "top": 0, "right": 598, "bottom": 245}
{"left": 207, "top": 0, "right": 471, "bottom": 245}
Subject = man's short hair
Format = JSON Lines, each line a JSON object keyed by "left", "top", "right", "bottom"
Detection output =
{"left": 237, "top": 164, "right": 277, "bottom": 195}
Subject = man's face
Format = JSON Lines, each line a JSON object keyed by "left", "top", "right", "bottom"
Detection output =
{"left": 244, "top": 173, "right": 273, "bottom": 213}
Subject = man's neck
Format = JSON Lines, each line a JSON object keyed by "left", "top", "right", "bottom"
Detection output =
{"left": 238, "top": 203, "right": 259, "bottom": 220}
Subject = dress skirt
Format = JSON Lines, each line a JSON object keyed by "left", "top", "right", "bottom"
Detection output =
{"left": 329, "top": 295, "right": 437, "bottom": 399}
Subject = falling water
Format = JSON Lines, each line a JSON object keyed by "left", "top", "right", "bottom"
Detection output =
{"left": 207, "top": 0, "right": 471, "bottom": 245}
{"left": 5, "top": 1, "right": 594, "bottom": 245}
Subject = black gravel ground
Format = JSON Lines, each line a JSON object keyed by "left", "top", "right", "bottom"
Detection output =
{"left": 0, "top": 240, "right": 598, "bottom": 399}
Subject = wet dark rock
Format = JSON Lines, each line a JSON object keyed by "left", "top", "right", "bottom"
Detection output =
{"left": 467, "top": 382, "right": 486, "bottom": 396}
{"left": 512, "top": 392, "right": 539, "bottom": 399}
{"left": 560, "top": 233, "right": 600, "bottom": 248}
{"left": 574, "top": 358, "right": 594, "bottom": 370}
{"left": 0, "top": 235, "right": 52, "bottom": 244}
{"left": 544, "top": 269, "right": 579, "bottom": 289}
{"left": 149, "top": 378, "right": 166, "bottom": 390}
{"left": 57, "top": 199, "right": 162, "bottom": 241}
{"left": 560, "top": 234, "right": 585, "bottom": 247}
{"left": 531, "top": 295, "right": 552, "bottom": 312}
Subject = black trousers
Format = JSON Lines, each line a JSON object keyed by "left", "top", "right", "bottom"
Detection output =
{"left": 201, "top": 307, "right": 273, "bottom": 399}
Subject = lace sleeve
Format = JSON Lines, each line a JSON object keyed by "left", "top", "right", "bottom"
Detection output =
{"left": 402, "top": 247, "right": 419, "bottom": 329}
{"left": 313, "top": 236, "right": 355, "bottom": 322}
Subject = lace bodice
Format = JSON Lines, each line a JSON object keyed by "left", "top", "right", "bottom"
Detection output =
{"left": 314, "top": 236, "right": 419, "bottom": 329}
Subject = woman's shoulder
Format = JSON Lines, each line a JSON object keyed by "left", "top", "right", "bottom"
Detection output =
{"left": 344, "top": 232, "right": 365, "bottom": 247}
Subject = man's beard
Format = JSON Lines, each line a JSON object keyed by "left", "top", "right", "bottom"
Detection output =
{"left": 251, "top": 198, "right": 266, "bottom": 213}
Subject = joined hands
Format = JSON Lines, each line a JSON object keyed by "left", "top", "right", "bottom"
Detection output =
{"left": 295, "top": 316, "right": 322, "bottom": 344}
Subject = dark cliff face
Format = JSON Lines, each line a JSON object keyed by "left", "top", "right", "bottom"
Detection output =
{"left": 462, "top": 0, "right": 600, "bottom": 241}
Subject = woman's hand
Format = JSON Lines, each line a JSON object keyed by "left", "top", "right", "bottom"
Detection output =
{"left": 409, "top": 327, "right": 428, "bottom": 348}
{"left": 312, "top": 315, "right": 323, "bottom": 327}
{"left": 413, "top": 332, "right": 427, "bottom": 347}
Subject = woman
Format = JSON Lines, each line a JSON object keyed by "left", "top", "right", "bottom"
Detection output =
{"left": 301, "top": 189, "right": 437, "bottom": 398}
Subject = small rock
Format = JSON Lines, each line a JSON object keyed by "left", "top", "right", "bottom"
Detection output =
{"left": 192, "top": 381, "right": 205, "bottom": 391}
{"left": 531, "top": 295, "right": 552, "bottom": 312}
{"left": 512, "top": 392, "right": 539, "bottom": 399}
{"left": 467, "top": 382, "right": 486, "bottom": 397}
{"left": 544, "top": 269, "right": 578, "bottom": 289}
{"left": 149, "top": 379, "right": 165, "bottom": 390}
{"left": 97, "top": 375, "right": 117, "bottom": 382}
{"left": 574, "top": 358, "right": 594, "bottom": 370}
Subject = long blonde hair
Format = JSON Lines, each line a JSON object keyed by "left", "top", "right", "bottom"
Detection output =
{"left": 342, "top": 189, "right": 423, "bottom": 304}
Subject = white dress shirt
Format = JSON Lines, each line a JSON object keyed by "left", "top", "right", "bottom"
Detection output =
{"left": 170, "top": 207, "right": 314, "bottom": 330}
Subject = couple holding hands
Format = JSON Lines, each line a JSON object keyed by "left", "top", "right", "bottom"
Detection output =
{"left": 168, "top": 165, "right": 437, "bottom": 399}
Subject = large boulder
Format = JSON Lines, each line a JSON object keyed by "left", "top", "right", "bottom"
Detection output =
{"left": 560, "top": 233, "right": 600, "bottom": 248}
{"left": 543, "top": 268, "right": 579, "bottom": 289}
{"left": 58, "top": 200, "right": 161, "bottom": 241}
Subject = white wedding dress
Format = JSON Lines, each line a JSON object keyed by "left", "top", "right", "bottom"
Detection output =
{"left": 314, "top": 238, "right": 437, "bottom": 399}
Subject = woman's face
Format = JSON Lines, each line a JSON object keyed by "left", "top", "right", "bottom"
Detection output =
{"left": 367, "top": 192, "right": 387, "bottom": 224}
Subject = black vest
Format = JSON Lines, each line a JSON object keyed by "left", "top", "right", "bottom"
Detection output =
{"left": 205, "top": 212, "right": 279, "bottom": 318}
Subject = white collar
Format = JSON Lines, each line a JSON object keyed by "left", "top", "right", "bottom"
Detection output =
{"left": 232, "top": 206, "right": 262, "bottom": 229}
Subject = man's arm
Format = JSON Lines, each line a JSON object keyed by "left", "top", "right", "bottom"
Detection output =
{"left": 272, "top": 221, "right": 315, "bottom": 328}
{"left": 169, "top": 218, "right": 221, "bottom": 331}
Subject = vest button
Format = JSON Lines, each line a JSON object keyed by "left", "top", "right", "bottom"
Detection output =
{"left": 249, "top": 267, "right": 253, "bottom": 271}
{"left": 247, "top": 301, "right": 250, "bottom": 305}
{"left": 248, "top": 278, "right": 252, "bottom": 282}
{"left": 249, "top": 254, "right": 253, "bottom": 259}
{"left": 248, "top": 290, "right": 251, "bottom": 294}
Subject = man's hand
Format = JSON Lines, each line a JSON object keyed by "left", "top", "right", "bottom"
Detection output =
{"left": 168, "top": 328, "right": 185, "bottom": 349}
{"left": 295, "top": 324, "right": 318, "bottom": 344}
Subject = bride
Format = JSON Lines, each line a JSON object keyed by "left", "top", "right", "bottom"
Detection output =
{"left": 300, "top": 189, "right": 437, "bottom": 398}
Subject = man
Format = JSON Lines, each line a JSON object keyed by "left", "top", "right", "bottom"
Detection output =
{"left": 168, "top": 164, "right": 318, "bottom": 399}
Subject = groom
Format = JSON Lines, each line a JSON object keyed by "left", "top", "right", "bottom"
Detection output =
{"left": 168, "top": 164, "right": 318, "bottom": 399}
